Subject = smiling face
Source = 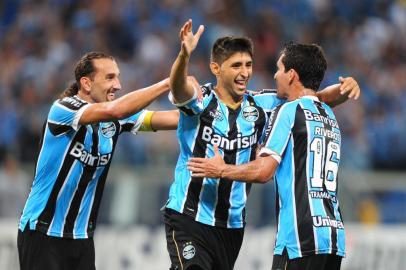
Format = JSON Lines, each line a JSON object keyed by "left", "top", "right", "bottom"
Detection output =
{"left": 212, "top": 51, "right": 253, "bottom": 101}
{"left": 88, "top": 58, "right": 121, "bottom": 103}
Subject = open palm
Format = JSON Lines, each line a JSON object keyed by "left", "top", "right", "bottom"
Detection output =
{"left": 180, "top": 19, "right": 204, "bottom": 57}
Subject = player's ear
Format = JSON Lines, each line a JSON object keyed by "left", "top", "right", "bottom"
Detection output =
{"left": 210, "top": 62, "right": 220, "bottom": 76}
{"left": 288, "top": 69, "right": 297, "bottom": 85}
{"left": 80, "top": 77, "right": 92, "bottom": 93}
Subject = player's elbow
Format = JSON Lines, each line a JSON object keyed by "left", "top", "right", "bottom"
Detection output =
{"left": 255, "top": 167, "right": 274, "bottom": 184}
{"left": 170, "top": 82, "right": 187, "bottom": 98}
{"left": 169, "top": 78, "right": 180, "bottom": 91}
{"left": 256, "top": 174, "right": 272, "bottom": 184}
{"left": 169, "top": 77, "right": 191, "bottom": 101}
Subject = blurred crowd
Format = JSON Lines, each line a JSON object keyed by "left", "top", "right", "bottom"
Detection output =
{"left": 0, "top": 0, "right": 405, "bottom": 169}
{"left": 0, "top": 0, "right": 405, "bottom": 222}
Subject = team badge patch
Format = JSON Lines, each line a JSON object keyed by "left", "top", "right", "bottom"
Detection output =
{"left": 100, "top": 122, "right": 116, "bottom": 138}
{"left": 182, "top": 242, "right": 196, "bottom": 260}
{"left": 242, "top": 106, "right": 259, "bottom": 122}
{"left": 209, "top": 109, "right": 224, "bottom": 121}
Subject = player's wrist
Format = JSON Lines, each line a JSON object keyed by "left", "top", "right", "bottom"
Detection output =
{"left": 178, "top": 49, "right": 191, "bottom": 60}
{"left": 219, "top": 164, "right": 227, "bottom": 179}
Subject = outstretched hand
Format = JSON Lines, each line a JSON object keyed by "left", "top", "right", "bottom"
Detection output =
{"left": 339, "top": 76, "right": 361, "bottom": 100}
{"left": 179, "top": 19, "right": 204, "bottom": 57}
{"left": 188, "top": 145, "right": 225, "bottom": 178}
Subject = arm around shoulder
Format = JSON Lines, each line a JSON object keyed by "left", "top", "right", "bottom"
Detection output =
{"left": 147, "top": 110, "right": 180, "bottom": 131}
{"left": 317, "top": 76, "right": 360, "bottom": 107}
{"left": 79, "top": 79, "right": 170, "bottom": 125}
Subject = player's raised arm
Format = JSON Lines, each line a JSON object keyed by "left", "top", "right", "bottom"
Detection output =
{"left": 317, "top": 76, "right": 361, "bottom": 107}
{"left": 79, "top": 78, "right": 170, "bottom": 125}
{"left": 170, "top": 19, "right": 204, "bottom": 103}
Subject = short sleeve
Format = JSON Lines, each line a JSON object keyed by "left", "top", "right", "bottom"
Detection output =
{"left": 259, "top": 102, "right": 297, "bottom": 162}
{"left": 118, "top": 109, "right": 148, "bottom": 135}
{"left": 47, "top": 97, "right": 90, "bottom": 136}
{"left": 252, "top": 89, "right": 285, "bottom": 112}
{"left": 168, "top": 83, "right": 213, "bottom": 116}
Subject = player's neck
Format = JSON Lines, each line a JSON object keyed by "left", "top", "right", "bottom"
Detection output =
{"left": 214, "top": 85, "right": 243, "bottom": 110}
{"left": 288, "top": 87, "right": 316, "bottom": 101}
{"left": 77, "top": 90, "right": 94, "bottom": 104}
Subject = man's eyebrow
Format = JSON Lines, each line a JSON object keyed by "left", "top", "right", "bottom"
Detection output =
{"left": 106, "top": 72, "right": 118, "bottom": 78}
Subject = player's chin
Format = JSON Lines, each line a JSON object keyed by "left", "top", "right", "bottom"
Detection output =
{"left": 234, "top": 87, "right": 247, "bottom": 96}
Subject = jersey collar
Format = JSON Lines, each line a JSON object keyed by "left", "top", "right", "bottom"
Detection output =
{"left": 300, "top": 95, "right": 320, "bottom": 102}
{"left": 74, "top": 95, "right": 89, "bottom": 104}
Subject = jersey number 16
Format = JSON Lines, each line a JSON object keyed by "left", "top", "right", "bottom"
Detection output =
{"left": 310, "top": 137, "right": 340, "bottom": 192}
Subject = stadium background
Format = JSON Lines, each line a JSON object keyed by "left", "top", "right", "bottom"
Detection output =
{"left": 0, "top": 0, "right": 405, "bottom": 269}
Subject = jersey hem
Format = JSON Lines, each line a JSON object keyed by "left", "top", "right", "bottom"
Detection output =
{"left": 34, "top": 223, "right": 94, "bottom": 239}
{"left": 165, "top": 206, "right": 245, "bottom": 229}
{"left": 274, "top": 247, "right": 346, "bottom": 259}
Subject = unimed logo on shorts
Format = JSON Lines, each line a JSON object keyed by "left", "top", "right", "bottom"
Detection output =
{"left": 182, "top": 242, "right": 195, "bottom": 260}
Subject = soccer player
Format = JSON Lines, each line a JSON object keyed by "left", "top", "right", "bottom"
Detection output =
{"left": 164, "top": 20, "right": 359, "bottom": 270}
{"left": 17, "top": 51, "right": 180, "bottom": 270}
{"left": 188, "top": 43, "right": 346, "bottom": 270}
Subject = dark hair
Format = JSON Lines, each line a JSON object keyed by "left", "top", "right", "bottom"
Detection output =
{"left": 211, "top": 36, "right": 254, "bottom": 65}
{"left": 60, "top": 51, "right": 114, "bottom": 98}
{"left": 280, "top": 42, "right": 327, "bottom": 91}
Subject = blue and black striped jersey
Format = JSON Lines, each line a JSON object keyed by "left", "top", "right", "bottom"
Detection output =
{"left": 260, "top": 96, "right": 345, "bottom": 258}
{"left": 19, "top": 95, "right": 146, "bottom": 239}
{"left": 166, "top": 83, "right": 284, "bottom": 228}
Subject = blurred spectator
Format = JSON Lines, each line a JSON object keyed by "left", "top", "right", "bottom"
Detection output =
{"left": 0, "top": 0, "right": 404, "bottom": 171}
{"left": 0, "top": 154, "right": 30, "bottom": 219}
{"left": 379, "top": 191, "right": 406, "bottom": 223}
{"left": 357, "top": 197, "right": 381, "bottom": 225}
{"left": 0, "top": 0, "right": 404, "bottom": 229}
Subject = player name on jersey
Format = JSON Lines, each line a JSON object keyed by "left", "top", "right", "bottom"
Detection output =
{"left": 314, "top": 127, "right": 340, "bottom": 141}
